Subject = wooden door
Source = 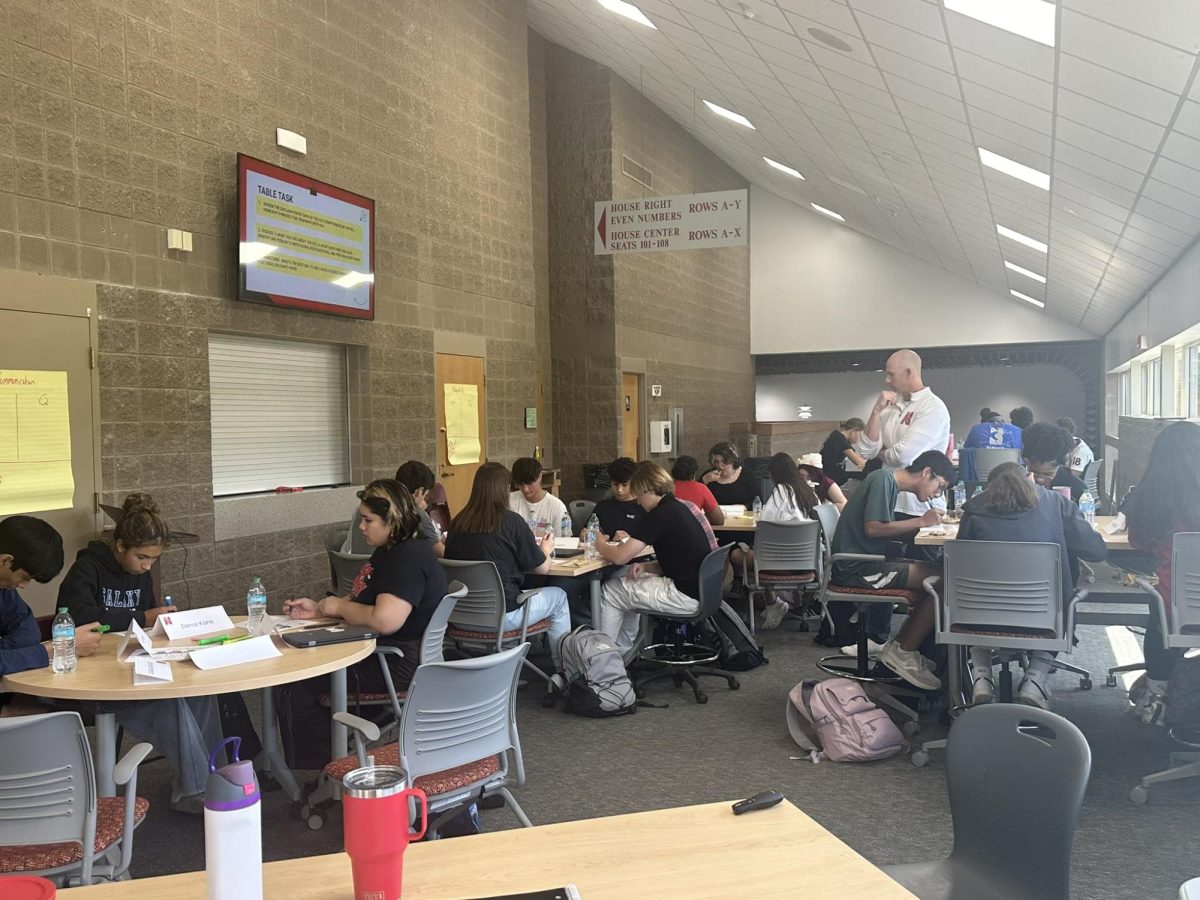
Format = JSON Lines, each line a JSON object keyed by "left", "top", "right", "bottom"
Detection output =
{"left": 621, "top": 372, "right": 641, "bottom": 460}
{"left": 435, "top": 353, "right": 487, "bottom": 517}
{"left": 0, "top": 301, "right": 100, "bottom": 616}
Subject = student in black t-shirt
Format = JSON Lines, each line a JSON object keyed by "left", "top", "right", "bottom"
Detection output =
{"left": 280, "top": 479, "right": 449, "bottom": 769}
{"left": 1021, "top": 423, "right": 1087, "bottom": 502}
{"left": 588, "top": 457, "right": 644, "bottom": 538}
{"left": 444, "top": 463, "right": 571, "bottom": 673}
{"left": 820, "top": 418, "right": 868, "bottom": 484}
{"left": 597, "top": 462, "right": 712, "bottom": 654}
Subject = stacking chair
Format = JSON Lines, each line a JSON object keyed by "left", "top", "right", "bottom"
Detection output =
{"left": 324, "top": 526, "right": 369, "bottom": 595}
{"left": 885, "top": 704, "right": 1091, "bottom": 900}
{"left": 325, "top": 644, "right": 533, "bottom": 835}
{"left": 568, "top": 499, "right": 596, "bottom": 534}
{"left": 632, "top": 544, "right": 740, "bottom": 704}
{"left": 744, "top": 520, "right": 821, "bottom": 636}
{"left": 1128, "top": 533, "right": 1200, "bottom": 805}
{"left": 1082, "top": 459, "right": 1103, "bottom": 501}
{"left": 971, "top": 448, "right": 1021, "bottom": 490}
{"left": 0, "top": 712, "right": 152, "bottom": 885}
{"left": 438, "top": 559, "right": 555, "bottom": 689}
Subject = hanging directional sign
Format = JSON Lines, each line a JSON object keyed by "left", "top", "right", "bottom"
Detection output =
{"left": 594, "top": 189, "right": 748, "bottom": 255}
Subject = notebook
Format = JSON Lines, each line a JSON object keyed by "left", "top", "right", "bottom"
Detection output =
{"left": 280, "top": 624, "right": 378, "bottom": 648}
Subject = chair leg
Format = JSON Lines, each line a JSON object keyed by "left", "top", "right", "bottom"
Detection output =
{"left": 1107, "top": 662, "right": 1145, "bottom": 686}
{"left": 493, "top": 786, "right": 533, "bottom": 827}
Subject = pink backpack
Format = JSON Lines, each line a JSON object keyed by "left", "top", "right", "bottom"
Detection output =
{"left": 786, "top": 678, "right": 905, "bottom": 762}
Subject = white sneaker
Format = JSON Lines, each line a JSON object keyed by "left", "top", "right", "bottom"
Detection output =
{"left": 971, "top": 674, "right": 995, "bottom": 705}
{"left": 761, "top": 598, "right": 790, "bottom": 630}
{"left": 839, "top": 638, "right": 886, "bottom": 657}
{"left": 1017, "top": 671, "right": 1052, "bottom": 710}
{"left": 878, "top": 641, "right": 942, "bottom": 691}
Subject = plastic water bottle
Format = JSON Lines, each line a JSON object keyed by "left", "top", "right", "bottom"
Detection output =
{"left": 245, "top": 576, "right": 267, "bottom": 632}
{"left": 527, "top": 514, "right": 538, "bottom": 533}
{"left": 1080, "top": 491, "right": 1096, "bottom": 526}
{"left": 953, "top": 482, "right": 966, "bottom": 512}
{"left": 584, "top": 514, "right": 600, "bottom": 561}
{"left": 752, "top": 496, "right": 763, "bottom": 519}
{"left": 560, "top": 512, "right": 572, "bottom": 539}
{"left": 51, "top": 607, "right": 76, "bottom": 674}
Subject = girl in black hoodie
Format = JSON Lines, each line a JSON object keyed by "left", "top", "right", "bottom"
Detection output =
{"left": 58, "top": 493, "right": 221, "bottom": 814}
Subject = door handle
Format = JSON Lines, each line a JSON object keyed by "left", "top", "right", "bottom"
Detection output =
{"left": 440, "top": 471, "right": 454, "bottom": 478}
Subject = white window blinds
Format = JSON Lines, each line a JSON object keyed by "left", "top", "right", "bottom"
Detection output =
{"left": 208, "top": 333, "right": 350, "bottom": 496}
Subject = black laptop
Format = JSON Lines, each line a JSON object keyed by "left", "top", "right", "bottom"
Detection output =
{"left": 281, "top": 624, "right": 378, "bottom": 648}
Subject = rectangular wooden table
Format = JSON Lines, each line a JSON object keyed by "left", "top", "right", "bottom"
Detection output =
{"left": 61, "top": 799, "right": 916, "bottom": 899}
{"left": 715, "top": 513, "right": 757, "bottom": 532}
{"left": 915, "top": 514, "right": 1129, "bottom": 547}
{"left": 543, "top": 546, "right": 654, "bottom": 625}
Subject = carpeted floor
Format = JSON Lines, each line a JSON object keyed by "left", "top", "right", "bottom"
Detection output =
{"left": 118, "top": 587, "right": 1197, "bottom": 899}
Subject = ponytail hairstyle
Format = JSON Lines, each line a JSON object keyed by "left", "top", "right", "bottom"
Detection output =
{"left": 114, "top": 492, "right": 168, "bottom": 550}
{"left": 767, "top": 453, "right": 817, "bottom": 518}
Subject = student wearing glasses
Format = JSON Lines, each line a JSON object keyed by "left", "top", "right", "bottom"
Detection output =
{"left": 1021, "top": 423, "right": 1087, "bottom": 502}
{"left": 280, "top": 479, "right": 449, "bottom": 769}
{"left": 701, "top": 441, "right": 761, "bottom": 509}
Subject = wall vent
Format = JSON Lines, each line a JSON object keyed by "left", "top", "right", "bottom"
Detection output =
{"left": 621, "top": 155, "right": 653, "bottom": 189}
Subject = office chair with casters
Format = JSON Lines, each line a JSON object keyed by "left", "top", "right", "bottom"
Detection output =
{"left": 568, "top": 499, "right": 596, "bottom": 534}
{"left": 885, "top": 704, "right": 1091, "bottom": 900}
{"left": 327, "top": 644, "right": 533, "bottom": 835}
{"left": 744, "top": 520, "right": 821, "bottom": 636}
{"left": 632, "top": 544, "right": 740, "bottom": 704}
{"left": 0, "top": 712, "right": 152, "bottom": 886}
{"left": 1128, "top": 533, "right": 1200, "bottom": 805}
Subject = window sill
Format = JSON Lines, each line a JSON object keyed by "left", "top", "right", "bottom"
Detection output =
{"left": 214, "top": 486, "right": 359, "bottom": 541}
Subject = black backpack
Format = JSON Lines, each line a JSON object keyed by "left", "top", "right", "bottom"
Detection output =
{"left": 698, "top": 601, "right": 768, "bottom": 671}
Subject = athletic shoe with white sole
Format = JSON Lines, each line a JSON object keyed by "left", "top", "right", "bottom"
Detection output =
{"left": 971, "top": 674, "right": 995, "bottom": 705}
{"left": 878, "top": 641, "right": 942, "bottom": 691}
{"left": 839, "top": 638, "right": 886, "bottom": 658}
{"left": 760, "top": 597, "right": 790, "bottom": 630}
{"left": 1017, "top": 671, "right": 1052, "bottom": 710}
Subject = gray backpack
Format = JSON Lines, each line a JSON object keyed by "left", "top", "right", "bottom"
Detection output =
{"left": 557, "top": 626, "right": 636, "bottom": 717}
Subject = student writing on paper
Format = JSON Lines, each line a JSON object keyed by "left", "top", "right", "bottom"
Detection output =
{"left": 278, "top": 479, "right": 450, "bottom": 769}
{"left": 56, "top": 493, "right": 221, "bottom": 814}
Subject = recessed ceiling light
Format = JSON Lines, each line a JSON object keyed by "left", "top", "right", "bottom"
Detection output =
{"left": 807, "top": 27, "right": 854, "bottom": 53}
{"left": 596, "top": 0, "right": 656, "bottom": 28}
{"left": 1004, "top": 260, "right": 1046, "bottom": 284}
{"left": 997, "top": 224, "right": 1048, "bottom": 254}
{"left": 763, "top": 157, "right": 804, "bottom": 179}
{"left": 978, "top": 147, "right": 1050, "bottom": 190}
{"left": 1010, "top": 289, "right": 1045, "bottom": 308}
{"left": 703, "top": 100, "right": 755, "bottom": 129}
{"left": 811, "top": 203, "right": 845, "bottom": 222}
{"left": 945, "top": 0, "right": 1055, "bottom": 46}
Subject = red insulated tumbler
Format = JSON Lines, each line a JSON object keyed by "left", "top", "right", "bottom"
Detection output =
{"left": 342, "top": 765, "right": 428, "bottom": 900}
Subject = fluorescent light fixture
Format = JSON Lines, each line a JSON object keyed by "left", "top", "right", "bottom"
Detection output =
{"left": 945, "top": 0, "right": 1056, "bottom": 47}
{"left": 239, "top": 242, "right": 276, "bottom": 265}
{"left": 978, "top": 147, "right": 1050, "bottom": 190}
{"left": 1004, "top": 260, "right": 1046, "bottom": 283}
{"left": 810, "top": 203, "right": 845, "bottom": 222}
{"left": 1010, "top": 288, "right": 1045, "bottom": 308}
{"left": 764, "top": 157, "right": 804, "bottom": 179}
{"left": 332, "top": 271, "right": 375, "bottom": 288}
{"left": 596, "top": 0, "right": 656, "bottom": 28}
{"left": 703, "top": 100, "right": 755, "bottom": 129}
{"left": 997, "top": 224, "right": 1048, "bottom": 254}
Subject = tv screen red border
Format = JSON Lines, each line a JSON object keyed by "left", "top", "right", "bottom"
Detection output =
{"left": 237, "top": 154, "right": 376, "bottom": 320}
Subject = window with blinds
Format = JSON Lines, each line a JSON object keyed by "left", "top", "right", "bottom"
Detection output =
{"left": 208, "top": 333, "right": 350, "bottom": 496}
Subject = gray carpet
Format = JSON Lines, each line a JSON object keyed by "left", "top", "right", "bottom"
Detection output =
{"left": 116, "top": 592, "right": 1197, "bottom": 898}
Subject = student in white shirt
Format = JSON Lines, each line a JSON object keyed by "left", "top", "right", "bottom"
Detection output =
{"left": 1056, "top": 417, "right": 1094, "bottom": 476}
{"left": 509, "top": 457, "right": 571, "bottom": 536}
{"left": 760, "top": 453, "right": 818, "bottom": 524}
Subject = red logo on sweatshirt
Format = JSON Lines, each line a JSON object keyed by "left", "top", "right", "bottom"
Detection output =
{"left": 901, "top": 412, "right": 914, "bottom": 426}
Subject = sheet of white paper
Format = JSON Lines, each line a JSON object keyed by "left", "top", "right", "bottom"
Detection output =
{"left": 151, "top": 606, "right": 235, "bottom": 640}
{"left": 191, "top": 635, "right": 282, "bottom": 670}
{"left": 132, "top": 657, "right": 173, "bottom": 684}
{"left": 1105, "top": 513, "right": 1127, "bottom": 534}
{"left": 719, "top": 504, "right": 746, "bottom": 516}
{"left": 554, "top": 537, "right": 580, "bottom": 550}
{"left": 127, "top": 647, "right": 192, "bottom": 662}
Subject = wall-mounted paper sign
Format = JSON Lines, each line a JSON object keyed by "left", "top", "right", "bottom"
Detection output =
{"left": 444, "top": 383, "right": 481, "bottom": 465}
{"left": 525, "top": 407, "right": 537, "bottom": 429}
{"left": 0, "top": 369, "right": 74, "bottom": 515}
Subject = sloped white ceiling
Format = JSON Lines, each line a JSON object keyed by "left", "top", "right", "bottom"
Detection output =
{"left": 526, "top": 0, "right": 1200, "bottom": 336}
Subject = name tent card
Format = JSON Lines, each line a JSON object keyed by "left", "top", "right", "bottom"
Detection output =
{"left": 116, "top": 619, "right": 155, "bottom": 662}
{"left": 150, "top": 606, "right": 234, "bottom": 640}
{"left": 132, "top": 657, "right": 173, "bottom": 685}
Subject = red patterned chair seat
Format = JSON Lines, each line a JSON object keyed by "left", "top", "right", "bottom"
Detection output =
{"left": 757, "top": 570, "right": 817, "bottom": 584}
{"left": 448, "top": 618, "right": 551, "bottom": 642}
{"left": 825, "top": 583, "right": 922, "bottom": 605}
{"left": 0, "top": 796, "right": 149, "bottom": 874}
{"left": 323, "top": 745, "right": 501, "bottom": 795}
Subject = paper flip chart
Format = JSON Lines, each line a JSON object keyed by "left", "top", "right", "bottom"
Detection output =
{"left": 0, "top": 370, "right": 74, "bottom": 515}
{"left": 444, "top": 383, "right": 481, "bottom": 465}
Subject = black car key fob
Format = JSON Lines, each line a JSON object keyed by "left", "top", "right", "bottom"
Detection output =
{"left": 732, "top": 790, "right": 785, "bottom": 815}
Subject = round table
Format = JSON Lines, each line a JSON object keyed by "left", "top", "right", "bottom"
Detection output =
{"left": 2, "top": 626, "right": 375, "bottom": 799}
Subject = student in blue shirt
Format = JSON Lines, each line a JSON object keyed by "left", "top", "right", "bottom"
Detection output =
{"left": 963, "top": 408, "right": 1023, "bottom": 450}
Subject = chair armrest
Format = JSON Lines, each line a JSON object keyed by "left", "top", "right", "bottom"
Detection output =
{"left": 113, "top": 742, "right": 154, "bottom": 786}
{"left": 375, "top": 645, "right": 405, "bottom": 659}
{"left": 830, "top": 552, "right": 888, "bottom": 564}
{"left": 114, "top": 741, "right": 153, "bottom": 879}
{"left": 333, "top": 711, "right": 380, "bottom": 743}
{"left": 1135, "top": 578, "right": 1172, "bottom": 645}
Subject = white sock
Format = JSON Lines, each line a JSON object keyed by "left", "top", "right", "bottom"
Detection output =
{"left": 1146, "top": 677, "right": 1169, "bottom": 694}
{"left": 969, "top": 647, "right": 992, "bottom": 674}
{"left": 1025, "top": 651, "right": 1055, "bottom": 678}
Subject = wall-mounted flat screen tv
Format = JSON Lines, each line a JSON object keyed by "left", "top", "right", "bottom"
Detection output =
{"left": 237, "top": 154, "right": 375, "bottom": 319}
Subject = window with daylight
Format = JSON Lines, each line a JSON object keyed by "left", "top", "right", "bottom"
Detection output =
{"left": 1140, "top": 357, "right": 1161, "bottom": 417}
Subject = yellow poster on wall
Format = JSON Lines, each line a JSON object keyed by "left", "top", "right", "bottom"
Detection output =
{"left": 0, "top": 370, "right": 74, "bottom": 515}
{"left": 443, "top": 383, "right": 481, "bottom": 465}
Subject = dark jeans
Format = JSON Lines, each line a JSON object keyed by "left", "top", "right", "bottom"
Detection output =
{"left": 1144, "top": 614, "right": 1184, "bottom": 681}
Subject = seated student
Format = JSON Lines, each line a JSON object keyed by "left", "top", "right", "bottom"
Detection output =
{"left": 596, "top": 462, "right": 712, "bottom": 655}
{"left": 963, "top": 408, "right": 1023, "bottom": 449}
{"left": 446, "top": 463, "right": 571, "bottom": 677}
{"left": 280, "top": 479, "right": 449, "bottom": 769}
{"left": 1022, "top": 422, "right": 1087, "bottom": 502}
{"left": 509, "top": 457, "right": 571, "bottom": 536}
{"left": 1, "top": 516, "right": 103, "bottom": 692}
{"left": 957, "top": 463, "right": 1107, "bottom": 709}
{"left": 820, "top": 418, "right": 868, "bottom": 484}
{"left": 830, "top": 450, "right": 955, "bottom": 690}
{"left": 701, "top": 441, "right": 760, "bottom": 509}
{"left": 1056, "top": 417, "right": 1094, "bottom": 477}
{"left": 424, "top": 482, "right": 452, "bottom": 535}
{"left": 797, "top": 454, "right": 848, "bottom": 511}
{"left": 1009, "top": 406, "right": 1034, "bottom": 432}
{"left": 1125, "top": 422, "right": 1200, "bottom": 724}
{"left": 671, "top": 455, "right": 724, "bottom": 526}
{"left": 588, "top": 457, "right": 644, "bottom": 538}
{"left": 57, "top": 493, "right": 223, "bottom": 813}
{"left": 346, "top": 460, "right": 445, "bottom": 557}
{"left": 761, "top": 452, "right": 818, "bottom": 524}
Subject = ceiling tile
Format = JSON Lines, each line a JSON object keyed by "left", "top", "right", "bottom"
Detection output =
{"left": 1053, "top": 119, "right": 1155, "bottom": 175}
{"left": 952, "top": 50, "right": 1054, "bottom": 111}
{"left": 942, "top": 11, "right": 1054, "bottom": 81}
{"left": 1057, "top": 54, "right": 1180, "bottom": 124}
{"left": 852, "top": 11, "right": 955, "bottom": 72}
{"left": 1056, "top": 89, "right": 1168, "bottom": 153}
{"left": 848, "top": 0, "right": 945, "bottom": 40}
{"left": 1058, "top": 10, "right": 1196, "bottom": 93}
{"left": 1062, "top": 0, "right": 1200, "bottom": 56}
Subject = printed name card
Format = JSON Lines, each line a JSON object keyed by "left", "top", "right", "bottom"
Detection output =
{"left": 116, "top": 619, "right": 155, "bottom": 662}
{"left": 191, "top": 635, "right": 281, "bottom": 671}
{"left": 132, "top": 657, "right": 173, "bottom": 685}
{"left": 150, "top": 606, "right": 235, "bottom": 640}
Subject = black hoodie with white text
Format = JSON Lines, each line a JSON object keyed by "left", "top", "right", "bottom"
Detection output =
{"left": 58, "top": 540, "right": 157, "bottom": 630}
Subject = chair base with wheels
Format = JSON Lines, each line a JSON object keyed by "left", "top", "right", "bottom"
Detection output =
{"left": 633, "top": 622, "right": 739, "bottom": 704}
{"left": 1129, "top": 727, "right": 1200, "bottom": 806}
